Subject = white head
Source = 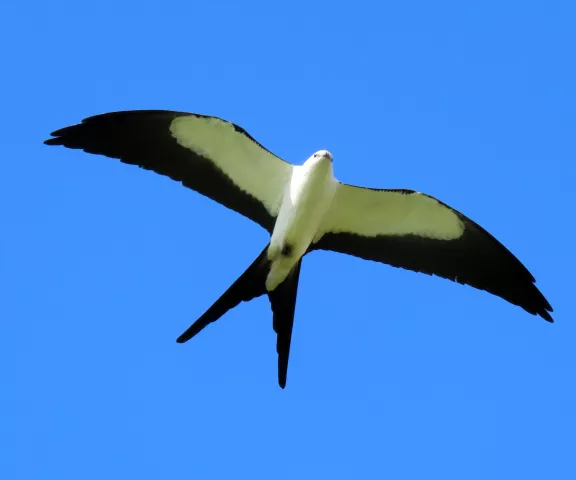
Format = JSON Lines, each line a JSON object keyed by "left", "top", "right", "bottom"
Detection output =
{"left": 309, "top": 150, "right": 333, "bottom": 162}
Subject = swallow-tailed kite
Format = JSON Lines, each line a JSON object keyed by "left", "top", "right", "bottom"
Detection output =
{"left": 45, "top": 110, "right": 553, "bottom": 388}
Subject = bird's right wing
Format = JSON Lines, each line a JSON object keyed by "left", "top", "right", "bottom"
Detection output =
{"left": 45, "top": 110, "right": 293, "bottom": 232}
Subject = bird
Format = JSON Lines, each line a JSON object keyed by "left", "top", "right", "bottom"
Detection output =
{"left": 44, "top": 110, "right": 553, "bottom": 388}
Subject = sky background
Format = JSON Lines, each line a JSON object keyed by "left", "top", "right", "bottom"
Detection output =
{"left": 1, "top": 1, "right": 575, "bottom": 478}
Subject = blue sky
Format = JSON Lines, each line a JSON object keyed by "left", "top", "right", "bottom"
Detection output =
{"left": 2, "top": 1, "right": 575, "bottom": 478}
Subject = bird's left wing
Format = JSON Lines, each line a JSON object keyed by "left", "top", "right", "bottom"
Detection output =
{"left": 311, "top": 184, "right": 553, "bottom": 321}
{"left": 45, "top": 110, "right": 293, "bottom": 232}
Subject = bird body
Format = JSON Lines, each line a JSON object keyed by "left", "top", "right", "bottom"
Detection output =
{"left": 268, "top": 151, "right": 336, "bottom": 291}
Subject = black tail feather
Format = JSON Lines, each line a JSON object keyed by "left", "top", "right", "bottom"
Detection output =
{"left": 176, "top": 245, "right": 271, "bottom": 344}
{"left": 269, "top": 260, "right": 302, "bottom": 389}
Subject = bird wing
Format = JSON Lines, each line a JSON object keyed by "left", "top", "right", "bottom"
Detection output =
{"left": 45, "top": 110, "right": 293, "bottom": 232}
{"left": 311, "top": 184, "right": 553, "bottom": 321}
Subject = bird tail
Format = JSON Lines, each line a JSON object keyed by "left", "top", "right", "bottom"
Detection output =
{"left": 176, "top": 244, "right": 303, "bottom": 389}
{"left": 269, "top": 259, "right": 302, "bottom": 388}
{"left": 176, "top": 244, "right": 271, "bottom": 344}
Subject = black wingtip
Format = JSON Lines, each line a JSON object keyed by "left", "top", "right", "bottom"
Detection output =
{"left": 44, "top": 137, "right": 60, "bottom": 146}
{"left": 44, "top": 125, "right": 76, "bottom": 145}
{"left": 534, "top": 296, "right": 554, "bottom": 323}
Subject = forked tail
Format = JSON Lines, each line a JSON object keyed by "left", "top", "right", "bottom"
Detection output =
{"left": 176, "top": 244, "right": 303, "bottom": 389}
{"left": 176, "top": 245, "right": 271, "bottom": 344}
{"left": 269, "top": 260, "right": 302, "bottom": 388}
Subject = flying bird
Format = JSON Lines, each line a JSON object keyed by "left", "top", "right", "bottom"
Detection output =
{"left": 45, "top": 110, "right": 553, "bottom": 388}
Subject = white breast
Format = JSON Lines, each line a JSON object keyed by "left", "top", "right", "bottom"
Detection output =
{"left": 266, "top": 157, "right": 337, "bottom": 290}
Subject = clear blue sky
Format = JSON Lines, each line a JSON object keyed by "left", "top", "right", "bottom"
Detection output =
{"left": 2, "top": 1, "right": 575, "bottom": 478}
